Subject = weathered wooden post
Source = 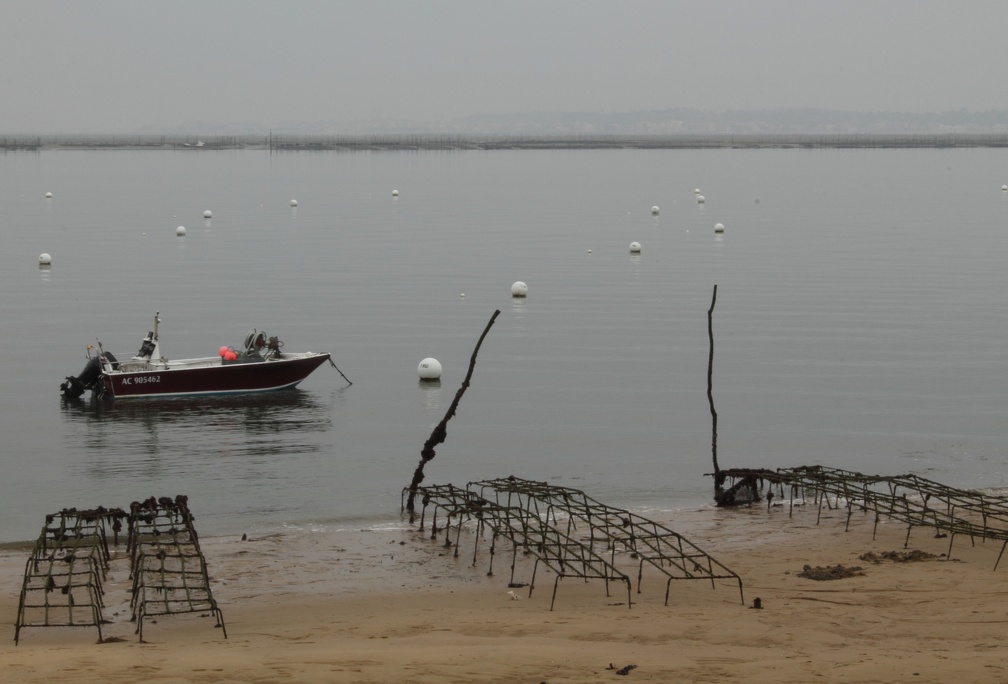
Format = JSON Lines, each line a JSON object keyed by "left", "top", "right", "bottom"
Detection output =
{"left": 405, "top": 309, "right": 501, "bottom": 522}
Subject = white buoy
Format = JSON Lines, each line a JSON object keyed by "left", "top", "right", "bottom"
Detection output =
{"left": 176, "top": 226, "right": 186, "bottom": 236}
{"left": 392, "top": 189, "right": 399, "bottom": 197}
{"left": 1003, "top": 185, "right": 1007, "bottom": 191}
{"left": 460, "top": 293, "right": 465, "bottom": 298}
{"left": 651, "top": 206, "right": 660, "bottom": 215}
{"left": 714, "top": 222, "right": 725, "bottom": 233}
{"left": 694, "top": 188, "right": 700, "bottom": 195}
{"left": 629, "top": 241, "right": 641, "bottom": 253}
{"left": 418, "top": 358, "right": 442, "bottom": 380}
{"left": 45, "top": 192, "right": 53, "bottom": 199}
{"left": 38, "top": 253, "right": 52, "bottom": 266}
{"left": 290, "top": 199, "right": 298, "bottom": 207}
{"left": 697, "top": 195, "right": 705, "bottom": 204}
{"left": 511, "top": 281, "right": 528, "bottom": 297}
{"left": 203, "top": 210, "right": 212, "bottom": 218}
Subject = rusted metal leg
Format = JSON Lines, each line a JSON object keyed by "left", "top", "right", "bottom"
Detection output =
{"left": 485, "top": 533, "right": 496, "bottom": 576}
{"left": 216, "top": 608, "right": 228, "bottom": 638}
{"left": 442, "top": 517, "right": 453, "bottom": 549}
{"left": 994, "top": 541, "right": 1007, "bottom": 571}
{"left": 471, "top": 520, "right": 483, "bottom": 568}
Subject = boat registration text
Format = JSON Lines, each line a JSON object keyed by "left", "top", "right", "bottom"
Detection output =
{"left": 121, "top": 374, "right": 161, "bottom": 385}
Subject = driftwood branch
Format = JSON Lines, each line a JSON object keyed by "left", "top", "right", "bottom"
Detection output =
{"left": 405, "top": 309, "right": 501, "bottom": 520}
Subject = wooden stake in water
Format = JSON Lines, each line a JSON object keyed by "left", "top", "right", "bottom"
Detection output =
{"left": 707, "top": 284, "right": 723, "bottom": 494}
{"left": 405, "top": 309, "right": 500, "bottom": 521}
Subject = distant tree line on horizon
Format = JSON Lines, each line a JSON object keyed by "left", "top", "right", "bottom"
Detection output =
{"left": 4, "top": 132, "right": 1008, "bottom": 152}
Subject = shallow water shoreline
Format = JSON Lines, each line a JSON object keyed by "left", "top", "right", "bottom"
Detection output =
{"left": 4, "top": 506, "right": 1007, "bottom": 682}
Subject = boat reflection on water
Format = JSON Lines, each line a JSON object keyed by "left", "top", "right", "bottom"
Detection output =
{"left": 61, "top": 389, "right": 331, "bottom": 431}
{"left": 59, "top": 390, "right": 335, "bottom": 480}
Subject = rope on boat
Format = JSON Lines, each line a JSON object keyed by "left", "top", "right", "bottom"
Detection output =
{"left": 328, "top": 357, "right": 352, "bottom": 386}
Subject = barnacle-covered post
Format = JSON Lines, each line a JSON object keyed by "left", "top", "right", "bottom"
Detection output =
{"left": 707, "top": 285, "right": 724, "bottom": 496}
{"left": 405, "top": 309, "right": 500, "bottom": 522}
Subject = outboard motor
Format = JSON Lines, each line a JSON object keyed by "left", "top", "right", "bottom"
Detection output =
{"left": 60, "top": 352, "right": 117, "bottom": 399}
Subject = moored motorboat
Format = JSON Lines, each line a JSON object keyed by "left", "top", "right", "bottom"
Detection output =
{"left": 60, "top": 313, "right": 333, "bottom": 400}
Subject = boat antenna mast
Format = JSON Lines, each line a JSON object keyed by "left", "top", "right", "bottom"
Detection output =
{"left": 153, "top": 312, "right": 160, "bottom": 341}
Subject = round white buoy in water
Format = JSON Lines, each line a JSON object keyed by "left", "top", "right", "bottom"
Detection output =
{"left": 697, "top": 195, "right": 705, "bottom": 204}
{"left": 651, "top": 206, "right": 660, "bottom": 215}
{"left": 1003, "top": 185, "right": 1007, "bottom": 191}
{"left": 418, "top": 358, "right": 442, "bottom": 380}
{"left": 203, "top": 210, "right": 212, "bottom": 218}
{"left": 38, "top": 253, "right": 52, "bottom": 266}
{"left": 694, "top": 188, "right": 701, "bottom": 195}
{"left": 629, "top": 241, "right": 642, "bottom": 253}
{"left": 290, "top": 199, "right": 298, "bottom": 207}
{"left": 45, "top": 192, "right": 53, "bottom": 199}
{"left": 511, "top": 281, "right": 528, "bottom": 297}
{"left": 392, "top": 189, "right": 399, "bottom": 197}
{"left": 587, "top": 249, "right": 592, "bottom": 254}
{"left": 460, "top": 293, "right": 465, "bottom": 298}
{"left": 714, "top": 222, "right": 725, "bottom": 233}
{"left": 176, "top": 226, "right": 186, "bottom": 236}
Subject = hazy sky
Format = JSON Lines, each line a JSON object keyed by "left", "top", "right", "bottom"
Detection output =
{"left": 4, "top": 0, "right": 1008, "bottom": 132}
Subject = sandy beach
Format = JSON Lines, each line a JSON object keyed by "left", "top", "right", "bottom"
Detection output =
{"left": 3, "top": 504, "right": 1007, "bottom": 683}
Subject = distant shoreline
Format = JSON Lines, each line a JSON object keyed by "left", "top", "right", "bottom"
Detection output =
{"left": 4, "top": 132, "right": 1008, "bottom": 152}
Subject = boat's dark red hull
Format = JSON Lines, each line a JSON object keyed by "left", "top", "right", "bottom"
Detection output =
{"left": 100, "top": 353, "right": 330, "bottom": 399}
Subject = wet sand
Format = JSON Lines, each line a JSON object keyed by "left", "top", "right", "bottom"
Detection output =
{"left": 2, "top": 505, "right": 1007, "bottom": 683}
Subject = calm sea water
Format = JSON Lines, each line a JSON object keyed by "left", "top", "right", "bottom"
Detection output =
{"left": 1, "top": 147, "right": 1007, "bottom": 543}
